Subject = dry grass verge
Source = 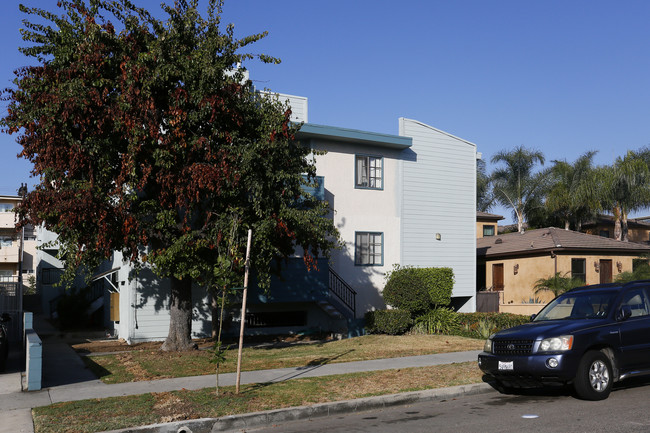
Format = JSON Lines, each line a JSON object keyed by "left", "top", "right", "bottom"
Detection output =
{"left": 33, "top": 362, "right": 484, "bottom": 433}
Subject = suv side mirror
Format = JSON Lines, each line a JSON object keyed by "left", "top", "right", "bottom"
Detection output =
{"left": 617, "top": 305, "right": 632, "bottom": 321}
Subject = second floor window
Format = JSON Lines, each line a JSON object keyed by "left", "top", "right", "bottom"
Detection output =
{"left": 483, "top": 225, "right": 495, "bottom": 236}
{"left": 355, "top": 155, "right": 383, "bottom": 189}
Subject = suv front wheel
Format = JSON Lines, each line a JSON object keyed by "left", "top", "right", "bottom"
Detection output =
{"left": 574, "top": 350, "right": 613, "bottom": 400}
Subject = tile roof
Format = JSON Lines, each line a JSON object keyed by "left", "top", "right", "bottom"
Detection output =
{"left": 477, "top": 227, "right": 650, "bottom": 258}
{"left": 476, "top": 211, "right": 504, "bottom": 221}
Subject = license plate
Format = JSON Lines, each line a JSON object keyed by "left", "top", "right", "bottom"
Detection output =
{"left": 498, "top": 361, "right": 514, "bottom": 371}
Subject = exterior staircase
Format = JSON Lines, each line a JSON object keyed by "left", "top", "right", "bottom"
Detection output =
{"left": 318, "top": 269, "right": 357, "bottom": 320}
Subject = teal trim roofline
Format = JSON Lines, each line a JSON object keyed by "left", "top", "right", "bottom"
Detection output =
{"left": 296, "top": 123, "right": 412, "bottom": 150}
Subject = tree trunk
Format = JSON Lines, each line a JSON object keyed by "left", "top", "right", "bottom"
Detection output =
{"left": 161, "top": 276, "right": 196, "bottom": 351}
{"left": 564, "top": 220, "right": 570, "bottom": 230}
{"left": 517, "top": 210, "right": 524, "bottom": 233}
{"left": 622, "top": 212, "right": 629, "bottom": 242}
{"left": 613, "top": 206, "right": 622, "bottom": 241}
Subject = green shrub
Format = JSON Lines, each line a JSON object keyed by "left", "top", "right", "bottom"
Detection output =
{"left": 364, "top": 309, "right": 413, "bottom": 335}
{"left": 425, "top": 267, "right": 454, "bottom": 306}
{"left": 382, "top": 265, "right": 454, "bottom": 315}
{"left": 413, "top": 307, "right": 459, "bottom": 334}
{"left": 453, "top": 312, "right": 531, "bottom": 339}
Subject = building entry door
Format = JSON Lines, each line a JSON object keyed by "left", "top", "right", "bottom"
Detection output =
{"left": 600, "top": 259, "right": 613, "bottom": 284}
{"left": 492, "top": 264, "right": 504, "bottom": 291}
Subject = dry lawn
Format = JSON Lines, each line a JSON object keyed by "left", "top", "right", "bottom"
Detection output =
{"left": 74, "top": 334, "right": 484, "bottom": 383}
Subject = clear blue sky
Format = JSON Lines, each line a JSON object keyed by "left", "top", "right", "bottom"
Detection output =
{"left": 2, "top": 1, "right": 650, "bottom": 222}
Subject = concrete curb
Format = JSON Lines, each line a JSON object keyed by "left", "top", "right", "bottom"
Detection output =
{"left": 101, "top": 382, "right": 495, "bottom": 433}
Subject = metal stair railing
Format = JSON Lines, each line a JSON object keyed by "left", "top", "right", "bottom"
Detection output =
{"left": 328, "top": 269, "right": 356, "bottom": 317}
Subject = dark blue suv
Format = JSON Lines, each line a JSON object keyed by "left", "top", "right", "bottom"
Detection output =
{"left": 478, "top": 280, "right": 650, "bottom": 400}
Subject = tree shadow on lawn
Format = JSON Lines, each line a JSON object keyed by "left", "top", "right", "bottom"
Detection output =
{"left": 238, "top": 349, "right": 356, "bottom": 395}
{"left": 80, "top": 356, "right": 113, "bottom": 380}
{"left": 299, "top": 349, "right": 355, "bottom": 369}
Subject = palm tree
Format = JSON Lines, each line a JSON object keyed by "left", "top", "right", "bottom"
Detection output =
{"left": 477, "top": 159, "right": 494, "bottom": 212}
{"left": 491, "top": 146, "right": 547, "bottom": 233}
{"left": 585, "top": 152, "right": 650, "bottom": 241}
{"left": 546, "top": 151, "right": 597, "bottom": 231}
{"left": 534, "top": 272, "right": 584, "bottom": 298}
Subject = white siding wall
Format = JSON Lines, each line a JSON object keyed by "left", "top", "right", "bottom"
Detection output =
{"left": 311, "top": 140, "right": 402, "bottom": 316}
{"left": 264, "top": 92, "right": 308, "bottom": 123}
{"left": 399, "top": 118, "right": 477, "bottom": 312}
{"left": 112, "top": 252, "right": 212, "bottom": 343}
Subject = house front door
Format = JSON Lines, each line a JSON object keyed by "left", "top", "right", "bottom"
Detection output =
{"left": 600, "top": 259, "right": 613, "bottom": 284}
{"left": 492, "top": 264, "right": 504, "bottom": 291}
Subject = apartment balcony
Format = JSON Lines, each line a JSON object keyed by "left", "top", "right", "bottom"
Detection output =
{"left": 0, "top": 212, "right": 18, "bottom": 229}
{"left": 0, "top": 245, "right": 20, "bottom": 263}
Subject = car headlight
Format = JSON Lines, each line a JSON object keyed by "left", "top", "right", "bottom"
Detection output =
{"left": 538, "top": 335, "right": 573, "bottom": 352}
{"left": 483, "top": 334, "right": 494, "bottom": 353}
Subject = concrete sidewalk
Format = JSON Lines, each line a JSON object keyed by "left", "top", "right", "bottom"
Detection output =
{"left": 0, "top": 320, "right": 486, "bottom": 433}
{"left": 0, "top": 349, "right": 483, "bottom": 410}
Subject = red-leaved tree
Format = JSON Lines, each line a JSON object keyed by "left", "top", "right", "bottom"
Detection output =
{"left": 2, "top": 0, "right": 340, "bottom": 350}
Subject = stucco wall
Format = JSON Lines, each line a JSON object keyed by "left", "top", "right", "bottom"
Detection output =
{"left": 584, "top": 226, "right": 650, "bottom": 244}
{"left": 476, "top": 221, "right": 497, "bottom": 239}
{"left": 484, "top": 253, "right": 642, "bottom": 306}
{"left": 310, "top": 139, "right": 403, "bottom": 317}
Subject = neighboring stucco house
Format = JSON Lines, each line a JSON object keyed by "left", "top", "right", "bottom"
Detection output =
{"left": 582, "top": 214, "right": 650, "bottom": 244}
{"left": 477, "top": 227, "right": 650, "bottom": 315}
{"left": 40, "top": 92, "right": 479, "bottom": 342}
{"left": 477, "top": 212, "right": 504, "bottom": 239}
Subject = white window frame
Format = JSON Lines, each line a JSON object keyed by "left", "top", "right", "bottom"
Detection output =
{"left": 355, "top": 155, "right": 383, "bottom": 190}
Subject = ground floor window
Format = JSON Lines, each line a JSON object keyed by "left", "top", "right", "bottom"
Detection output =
{"left": 0, "top": 270, "right": 12, "bottom": 282}
{"left": 355, "top": 232, "right": 383, "bottom": 265}
{"left": 572, "top": 258, "right": 586, "bottom": 283}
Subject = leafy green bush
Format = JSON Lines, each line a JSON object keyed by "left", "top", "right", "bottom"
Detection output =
{"left": 616, "top": 261, "right": 650, "bottom": 283}
{"left": 413, "top": 307, "right": 459, "bottom": 334}
{"left": 452, "top": 312, "right": 531, "bottom": 339}
{"left": 364, "top": 309, "right": 413, "bottom": 335}
{"left": 425, "top": 267, "right": 454, "bottom": 306}
{"left": 382, "top": 265, "right": 454, "bottom": 315}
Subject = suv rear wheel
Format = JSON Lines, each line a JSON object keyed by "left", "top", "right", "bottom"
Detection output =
{"left": 574, "top": 350, "right": 613, "bottom": 400}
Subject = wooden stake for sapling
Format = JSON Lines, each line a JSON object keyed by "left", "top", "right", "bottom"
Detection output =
{"left": 235, "top": 229, "right": 252, "bottom": 394}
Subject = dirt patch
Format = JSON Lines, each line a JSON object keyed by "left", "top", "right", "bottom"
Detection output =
{"left": 152, "top": 392, "right": 199, "bottom": 423}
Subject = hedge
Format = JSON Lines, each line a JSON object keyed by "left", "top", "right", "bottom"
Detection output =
{"left": 382, "top": 265, "right": 454, "bottom": 315}
{"left": 364, "top": 309, "right": 413, "bottom": 335}
{"left": 365, "top": 310, "right": 530, "bottom": 338}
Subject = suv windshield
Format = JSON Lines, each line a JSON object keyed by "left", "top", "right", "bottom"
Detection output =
{"left": 534, "top": 290, "right": 618, "bottom": 321}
